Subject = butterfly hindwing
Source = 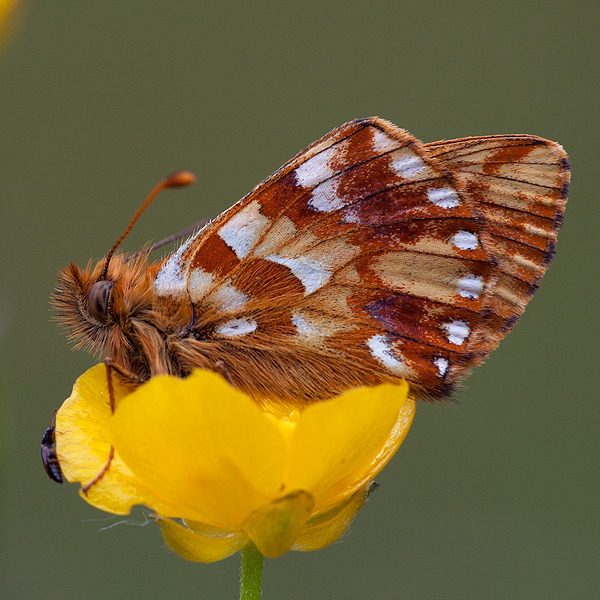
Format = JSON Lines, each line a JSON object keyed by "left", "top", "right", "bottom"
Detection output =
{"left": 424, "top": 135, "right": 569, "bottom": 355}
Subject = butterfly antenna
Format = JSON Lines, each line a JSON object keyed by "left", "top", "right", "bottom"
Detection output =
{"left": 100, "top": 171, "right": 197, "bottom": 280}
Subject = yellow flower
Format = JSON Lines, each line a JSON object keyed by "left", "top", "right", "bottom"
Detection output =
{"left": 55, "top": 364, "right": 415, "bottom": 561}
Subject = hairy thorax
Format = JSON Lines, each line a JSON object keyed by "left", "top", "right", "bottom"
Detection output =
{"left": 53, "top": 253, "right": 202, "bottom": 381}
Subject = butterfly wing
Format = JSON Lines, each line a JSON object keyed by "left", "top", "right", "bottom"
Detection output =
{"left": 424, "top": 134, "right": 569, "bottom": 356}
{"left": 154, "top": 118, "right": 569, "bottom": 402}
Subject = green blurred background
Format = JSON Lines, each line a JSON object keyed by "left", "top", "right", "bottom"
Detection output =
{"left": 1, "top": 1, "right": 598, "bottom": 598}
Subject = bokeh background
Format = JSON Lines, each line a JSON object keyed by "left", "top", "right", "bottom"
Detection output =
{"left": 1, "top": 1, "right": 598, "bottom": 598}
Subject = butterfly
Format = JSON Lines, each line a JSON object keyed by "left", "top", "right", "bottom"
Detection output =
{"left": 53, "top": 117, "right": 569, "bottom": 406}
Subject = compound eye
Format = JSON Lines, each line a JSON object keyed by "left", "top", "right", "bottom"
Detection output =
{"left": 88, "top": 280, "right": 113, "bottom": 324}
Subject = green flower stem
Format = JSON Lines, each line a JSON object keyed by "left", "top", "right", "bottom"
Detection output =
{"left": 240, "top": 541, "right": 263, "bottom": 600}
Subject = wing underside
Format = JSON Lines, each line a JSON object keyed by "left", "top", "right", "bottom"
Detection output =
{"left": 154, "top": 118, "right": 569, "bottom": 401}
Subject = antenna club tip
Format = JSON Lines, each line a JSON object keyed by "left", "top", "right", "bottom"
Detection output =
{"left": 163, "top": 171, "right": 198, "bottom": 188}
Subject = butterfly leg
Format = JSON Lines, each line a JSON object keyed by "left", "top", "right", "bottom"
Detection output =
{"left": 81, "top": 447, "right": 115, "bottom": 495}
{"left": 81, "top": 359, "right": 141, "bottom": 495}
{"left": 214, "top": 360, "right": 235, "bottom": 387}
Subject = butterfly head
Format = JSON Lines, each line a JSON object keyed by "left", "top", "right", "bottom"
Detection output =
{"left": 53, "top": 252, "right": 158, "bottom": 375}
{"left": 53, "top": 171, "right": 198, "bottom": 378}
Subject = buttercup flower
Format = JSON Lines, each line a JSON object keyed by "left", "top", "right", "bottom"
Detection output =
{"left": 55, "top": 364, "right": 415, "bottom": 561}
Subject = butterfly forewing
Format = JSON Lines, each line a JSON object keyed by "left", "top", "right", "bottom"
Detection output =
{"left": 151, "top": 118, "right": 568, "bottom": 401}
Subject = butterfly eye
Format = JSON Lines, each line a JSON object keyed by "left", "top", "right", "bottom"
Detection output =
{"left": 88, "top": 280, "right": 113, "bottom": 324}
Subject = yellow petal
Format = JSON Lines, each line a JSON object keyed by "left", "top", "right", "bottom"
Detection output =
{"left": 55, "top": 364, "right": 168, "bottom": 515}
{"left": 242, "top": 491, "right": 315, "bottom": 558}
{"left": 110, "top": 371, "right": 287, "bottom": 529}
{"left": 157, "top": 517, "right": 247, "bottom": 563}
{"left": 292, "top": 483, "right": 375, "bottom": 552}
{"left": 286, "top": 381, "right": 413, "bottom": 509}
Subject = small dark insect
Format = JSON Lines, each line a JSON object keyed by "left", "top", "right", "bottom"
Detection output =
{"left": 41, "top": 410, "right": 63, "bottom": 484}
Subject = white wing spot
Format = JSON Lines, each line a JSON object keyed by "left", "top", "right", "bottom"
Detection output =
{"left": 265, "top": 254, "right": 331, "bottom": 295}
{"left": 458, "top": 274, "right": 484, "bottom": 299}
{"left": 434, "top": 357, "right": 449, "bottom": 377}
{"left": 308, "top": 178, "right": 348, "bottom": 213}
{"left": 295, "top": 152, "right": 336, "bottom": 188}
{"left": 442, "top": 320, "right": 470, "bottom": 345}
{"left": 291, "top": 310, "right": 315, "bottom": 337}
{"left": 342, "top": 207, "right": 361, "bottom": 224}
{"left": 215, "top": 318, "right": 257, "bottom": 338}
{"left": 452, "top": 230, "right": 479, "bottom": 250}
{"left": 367, "top": 334, "right": 406, "bottom": 374}
{"left": 390, "top": 151, "right": 428, "bottom": 179}
{"left": 154, "top": 231, "right": 203, "bottom": 299}
{"left": 217, "top": 200, "right": 271, "bottom": 260}
{"left": 154, "top": 256, "right": 185, "bottom": 298}
{"left": 188, "top": 268, "right": 215, "bottom": 303}
{"left": 427, "top": 186, "right": 460, "bottom": 209}
{"left": 370, "top": 129, "right": 400, "bottom": 154}
{"left": 154, "top": 237, "right": 196, "bottom": 298}
{"left": 211, "top": 283, "right": 248, "bottom": 312}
